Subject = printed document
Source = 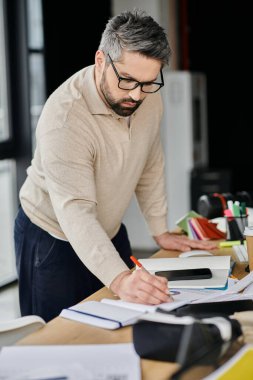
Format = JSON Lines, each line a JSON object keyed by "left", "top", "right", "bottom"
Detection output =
{"left": 0, "top": 343, "right": 141, "bottom": 380}
{"left": 192, "top": 271, "right": 253, "bottom": 303}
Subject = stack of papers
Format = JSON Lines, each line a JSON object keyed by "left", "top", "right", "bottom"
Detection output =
{"left": 192, "top": 270, "right": 253, "bottom": 304}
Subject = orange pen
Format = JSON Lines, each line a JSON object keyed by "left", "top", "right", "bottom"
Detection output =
{"left": 130, "top": 255, "right": 149, "bottom": 273}
{"left": 130, "top": 255, "right": 144, "bottom": 268}
{"left": 130, "top": 256, "right": 175, "bottom": 298}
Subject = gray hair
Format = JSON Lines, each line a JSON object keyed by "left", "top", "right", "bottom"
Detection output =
{"left": 98, "top": 9, "right": 171, "bottom": 66}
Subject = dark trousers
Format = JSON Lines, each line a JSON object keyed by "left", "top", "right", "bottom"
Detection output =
{"left": 14, "top": 206, "right": 133, "bottom": 322}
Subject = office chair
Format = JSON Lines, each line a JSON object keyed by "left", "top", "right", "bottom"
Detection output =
{"left": 0, "top": 315, "right": 46, "bottom": 346}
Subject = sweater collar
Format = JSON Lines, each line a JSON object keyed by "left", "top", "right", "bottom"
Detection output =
{"left": 82, "top": 65, "right": 113, "bottom": 116}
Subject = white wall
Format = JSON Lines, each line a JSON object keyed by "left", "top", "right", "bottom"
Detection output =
{"left": 112, "top": 0, "right": 169, "bottom": 35}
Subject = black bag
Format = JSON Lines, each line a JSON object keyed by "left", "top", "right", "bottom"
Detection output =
{"left": 132, "top": 316, "right": 242, "bottom": 366}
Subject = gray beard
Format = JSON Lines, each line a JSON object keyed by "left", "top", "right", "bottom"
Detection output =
{"left": 100, "top": 73, "right": 142, "bottom": 116}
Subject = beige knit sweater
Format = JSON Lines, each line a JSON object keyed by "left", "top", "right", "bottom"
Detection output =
{"left": 20, "top": 65, "right": 168, "bottom": 287}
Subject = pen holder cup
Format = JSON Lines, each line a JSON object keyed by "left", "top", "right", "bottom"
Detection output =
{"left": 244, "top": 226, "right": 253, "bottom": 271}
{"left": 225, "top": 215, "right": 248, "bottom": 241}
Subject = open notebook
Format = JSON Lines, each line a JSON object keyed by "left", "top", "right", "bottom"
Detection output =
{"left": 60, "top": 300, "right": 146, "bottom": 329}
{"left": 60, "top": 299, "right": 187, "bottom": 330}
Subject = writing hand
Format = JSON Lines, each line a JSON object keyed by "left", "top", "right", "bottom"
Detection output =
{"left": 109, "top": 269, "right": 173, "bottom": 305}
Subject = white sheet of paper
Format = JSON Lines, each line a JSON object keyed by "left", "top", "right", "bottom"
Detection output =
{"left": 101, "top": 298, "right": 190, "bottom": 313}
{"left": 101, "top": 298, "right": 158, "bottom": 312}
{"left": 192, "top": 270, "right": 253, "bottom": 304}
{"left": 139, "top": 312, "right": 195, "bottom": 325}
{"left": 0, "top": 343, "right": 141, "bottom": 380}
{"left": 243, "top": 282, "right": 253, "bottom": 295}
{"left": 172, "top": 288, "right": 219, "bottom": 302}
{"left": 226, "top": 270, "right": 253, "bottom": 293}
{"left": 233, "top": 245, "right": 248, "bottom": 262}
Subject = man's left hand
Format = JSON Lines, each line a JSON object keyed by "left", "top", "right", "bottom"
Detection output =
{"left": 154, "top": 231, "right": 218, "bottom": 252}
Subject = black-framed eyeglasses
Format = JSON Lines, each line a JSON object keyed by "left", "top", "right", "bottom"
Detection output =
{"left": 108, "top": 54, "right": 164, "bottom": 94}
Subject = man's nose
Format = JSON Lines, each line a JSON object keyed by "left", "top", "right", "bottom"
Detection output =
{"left": 128, "top": 86, "right": 142, "bottom": 101}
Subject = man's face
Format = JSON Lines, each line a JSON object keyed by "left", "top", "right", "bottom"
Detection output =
{"left": 97, "top": 51, "right": 162, "bottom": 117}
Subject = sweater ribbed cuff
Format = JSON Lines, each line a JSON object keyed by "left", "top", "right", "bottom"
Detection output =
{"left": 146, "top": 215, "right": 168, "bottom": 237}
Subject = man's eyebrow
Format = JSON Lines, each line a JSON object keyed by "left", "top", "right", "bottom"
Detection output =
{"left": 119, "top": 70, "right": 158, "bottom": 83}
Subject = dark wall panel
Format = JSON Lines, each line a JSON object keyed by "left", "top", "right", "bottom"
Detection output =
{"left": 4, "top": 0, "right": 32, "bottom": 191}
{"left": 182, "top": 0, "right": 252, "bottom": 193}
{"left": 42, "top": 0, "right": 111, "bottom": 96}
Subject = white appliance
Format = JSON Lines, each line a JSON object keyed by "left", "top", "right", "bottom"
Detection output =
{"left": 123, "top": 71, "right": 208, "bottom": 250}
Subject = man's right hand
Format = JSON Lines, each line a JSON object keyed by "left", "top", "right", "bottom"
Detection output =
{"left": 109, "top": 269, "right": 173, "bottom": 305}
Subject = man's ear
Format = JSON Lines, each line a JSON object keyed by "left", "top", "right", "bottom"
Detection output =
{"left": 95, "top": 50, "right": 106, "bottom": 72}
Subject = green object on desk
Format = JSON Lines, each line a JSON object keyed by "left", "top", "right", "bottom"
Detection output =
{"left": 219, "top": 240, "right": 241, "bottom": 248}
{"left": 233, "top": 203, "right": 240, "bottom": 217}
{"left": 176, "top": 210, "right": 202, "bottom": 234}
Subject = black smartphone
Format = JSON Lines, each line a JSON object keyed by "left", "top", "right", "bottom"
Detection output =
{"left": 155, "top": 268, "right": 212, "bottom": 281}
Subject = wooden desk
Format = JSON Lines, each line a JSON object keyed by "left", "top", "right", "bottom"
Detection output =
{"left": 16, "top": 248, "right": 248, "bottom": 380}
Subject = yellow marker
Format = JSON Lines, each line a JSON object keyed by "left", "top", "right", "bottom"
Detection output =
{"left": 219, "top": 240, "right": 241, "bottom": 248}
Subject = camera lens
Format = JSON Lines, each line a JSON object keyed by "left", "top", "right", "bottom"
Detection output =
{"left": 197, "top": 195, "right": 223, "bottom": 219}
{"left": 235, "top": 191, "right": 253, "bottom": 207}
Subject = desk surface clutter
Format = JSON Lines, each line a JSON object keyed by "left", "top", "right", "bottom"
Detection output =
{"left": 3, "top": 247, "right": 252, "bottom": 380}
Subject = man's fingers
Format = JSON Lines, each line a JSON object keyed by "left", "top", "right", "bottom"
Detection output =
{"left": 194, "top": 241, "right": 218, "bottom": 249}
{"left": 131, "top": 270, "right": 171, "bottom": 303}
{"left": 137, "top": 269, "right": 168, "bottom": 290}
{"left": 113, "top": 267, "right": 174, "bottom": 305}
{"left": 154, "top": 274, "right": 168, "bottom": 286}
{"left": 134, "top": 288, "right": 172, "bottom": 304}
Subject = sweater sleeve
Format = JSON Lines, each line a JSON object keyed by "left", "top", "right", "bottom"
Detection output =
{"left": 39, "top": 127, "right": 128, "bottom": 287}
{"left": 135, "top": 129, "right": 169, "bottom": 237}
